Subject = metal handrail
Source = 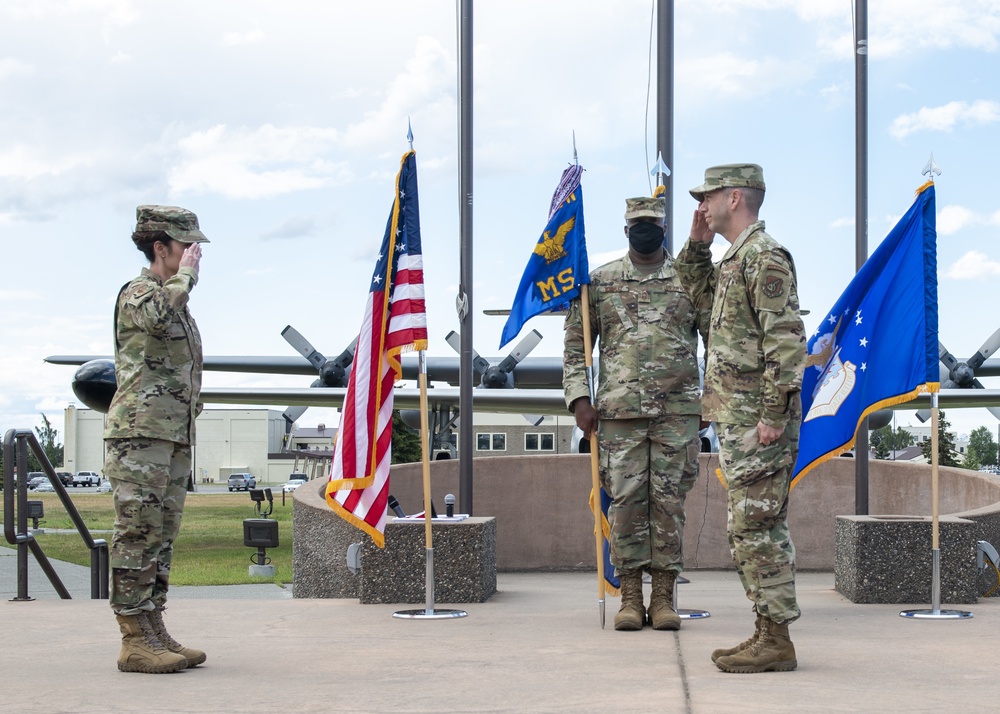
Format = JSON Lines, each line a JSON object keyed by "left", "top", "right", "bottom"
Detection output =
{"left": 3, "top": 428, "right": 109, "bottom": 601}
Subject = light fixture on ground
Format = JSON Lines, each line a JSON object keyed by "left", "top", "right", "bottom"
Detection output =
{"left": 244, "top": 488, "right": 278, "bottom": 577}
{"left": 26, "top": 500, "right": 44, "bottom": 531}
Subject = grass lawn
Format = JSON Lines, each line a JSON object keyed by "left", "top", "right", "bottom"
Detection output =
{"left": 1, "top": 493, "right": 294, "bottom": 586}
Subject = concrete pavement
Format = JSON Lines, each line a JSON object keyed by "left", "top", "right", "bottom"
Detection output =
{"left": 2, "top": 546, "right": 1000, "bottom": 713}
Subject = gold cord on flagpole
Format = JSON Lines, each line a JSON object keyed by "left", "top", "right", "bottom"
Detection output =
{"left": 580, "top": 284, "right": 606, "bottom": 628}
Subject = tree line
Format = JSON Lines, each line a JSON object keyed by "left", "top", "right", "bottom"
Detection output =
{"left": 870, "top": 411, "right": 999, "bottom": 469}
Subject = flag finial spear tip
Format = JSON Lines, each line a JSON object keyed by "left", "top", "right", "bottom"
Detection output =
{"left": 572, "top": 130, "right": 578, "bottom": 167}
{"left": 650, "top": 152, "right": 671, "bottom": 186}
{"left": 407, "top": 117, "right": 414, "bottom": 150}
{"left": 922, "top": 153, "right": 941, "bottom": 181}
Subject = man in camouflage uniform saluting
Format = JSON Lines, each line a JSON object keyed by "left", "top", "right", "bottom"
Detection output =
{"left": 104, "top": 205, "right": 209, "bottom": 673}
{"left": 564, "top": 196, "right": 709, "bottom": 631}
{"left": 676, "top": 164, "right": 807, "bottom": 673}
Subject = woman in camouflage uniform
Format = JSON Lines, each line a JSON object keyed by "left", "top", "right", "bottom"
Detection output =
{"left": 104, "top": 205, "right": 208, "bottom": 673}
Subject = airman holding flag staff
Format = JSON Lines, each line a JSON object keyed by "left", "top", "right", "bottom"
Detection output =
{"left": 563, "top": 196, "right": 709, "bottom": 631}
{"left": 676, "top": 164, "right": 807, "bottom": 673}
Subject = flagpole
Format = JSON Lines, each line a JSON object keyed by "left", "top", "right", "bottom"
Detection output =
{"left": 392, "top": 133, "right": 465, "bottom": 621}
{"left": 393, "top": 350, "right": 467, "bottom": 620}
{"left": 580, "top": 286, "right": 606, "bottom": 629}
{"left": 900, "top": 394, "right": 970, "bottom": 620}
{"left": 899, "top": 165, "right": 970, "bottom": 620}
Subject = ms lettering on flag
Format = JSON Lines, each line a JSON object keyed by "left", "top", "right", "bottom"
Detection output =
{"left": 500, "top": 165, "right": 589, "bottom": 349}
{"left": 326, "top": 150, "right": 427, "bottom": 546}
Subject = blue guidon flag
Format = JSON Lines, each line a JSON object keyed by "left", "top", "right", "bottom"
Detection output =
{"left": 500, "top": 165, "right": 589, "bottom": 349}
{"left": 792, "top": 181, "right": 940, "bottom": 486}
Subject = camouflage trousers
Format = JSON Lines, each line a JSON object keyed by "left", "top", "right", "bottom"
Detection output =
{"left": 717, "top": 421, "right": 800, "bottom": 624}
{"left": 598, "top": 415, "right": 700, "bottom": 572}
{"left": 105, "top": 438, "right": 191, "bottom": 615}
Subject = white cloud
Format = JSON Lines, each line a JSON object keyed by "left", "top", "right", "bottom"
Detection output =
{"left": 945, "top": 250, "right": 1000, "bottom": 279}
{"left": 260, "top": 215, "right": 319, "bottom": 241}
{"left": 0, "top": 57, "right": 32, "bottom": 80}
{"left": 0, "top": 144, "right": 106, "bottom": 180}
{"left": 938, "top": 205, "right": 976, "bottom": 235}
{"left": 890, "top": 100, "right": 1000, "bottom": 139}
{"left": 341, "top": 36, "right": 455, "bottom": 149}
{"left": 936, "top": 204, "right": 1000, "bottom": 235}
{"left": 831, "top": 217, "right": 854, "bottom": 229}
{"left": 223, "top": 30, "right": 264, "bottom": 47}
{"left": 167, "top": 124, "right": 352, "bottom": 199}
{"left": 680, "top": 52, "right": 814, "bottom": 100}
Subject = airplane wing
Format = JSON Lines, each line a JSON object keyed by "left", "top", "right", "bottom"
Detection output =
{"left": 45, "top": 354, "right": 568, "bottom": 388}
{"left": 892, "top": 389, "right": 1000, "bottom": 411}
{"left": 201, "top": 386, "right": 572, "bottom": 416}
{"left": 201, "top": 386, "right": 1000, "bottom": 415}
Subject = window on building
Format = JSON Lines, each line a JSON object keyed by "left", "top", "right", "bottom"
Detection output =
{"left": 477, "top": 433, "right": 507, "bottom": 451}
{"left": 525, "top": 433, "right": 555, "bottom": 451}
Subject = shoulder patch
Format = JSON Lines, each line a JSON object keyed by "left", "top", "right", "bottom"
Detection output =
{"left": 756, "top": 264, "right": 791, "bottom": 311}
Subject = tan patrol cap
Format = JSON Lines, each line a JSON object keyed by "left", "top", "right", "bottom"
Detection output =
{"left": 135, "top": 205, "right": 210, "bottom": 243}
{"left": 624, "top": 196, "right": 666, "bottom": 221}
{"left": 689, "top": 164, "right": 765, "bottom": 201}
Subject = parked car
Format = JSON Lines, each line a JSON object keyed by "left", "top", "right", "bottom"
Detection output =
{"left": 282, "top": 478, "right": 308, "bottom": 493}
{"left": 55, "top": 471, "right": 74, "bottom": 486}
{"left": 27, "top": 473, "right": 47, "bottom": 490}
{"left": 34, "top": 481, "right": 56, "bottom": 493}
{"left": 72, "top": 471, "right": 101, "bottom": 487}
{"left": 96, "top": 481, "right": 113, "bottom": 494}
{"left": 227, "top": 473, "right": 256, "bottom": 491}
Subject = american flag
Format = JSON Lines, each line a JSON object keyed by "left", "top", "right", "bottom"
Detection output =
{"left": 326, "top": 150, "right": 427, "bottom": 547}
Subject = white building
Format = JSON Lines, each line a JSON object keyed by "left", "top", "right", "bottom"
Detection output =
{"left": 62, "top": 405, "right": 579, "bottom": 483}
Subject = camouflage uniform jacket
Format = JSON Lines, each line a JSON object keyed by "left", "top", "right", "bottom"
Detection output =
{"left": 563, "top": 254, "right": 710, "bottom": 419}
{"left": 675, "top": 220, "right": 806, "bottom": 428}
{"left": 104, "top": 266, "right": 203, "bottom": 445}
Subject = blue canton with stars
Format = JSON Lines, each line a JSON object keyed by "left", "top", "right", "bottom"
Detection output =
{"left": 371, "top": 152, "right": 421, "bottom": 295}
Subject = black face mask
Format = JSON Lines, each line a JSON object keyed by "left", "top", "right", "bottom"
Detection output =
{"left": 628, "top": 222, "right": 665, "bottom": 254}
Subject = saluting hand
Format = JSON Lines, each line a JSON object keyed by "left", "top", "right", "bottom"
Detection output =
{"left": 180, "top": 243, "right": 202, "bottom": 273}
{"left": 689, "top": 209, "right": 714, "bottom": 244}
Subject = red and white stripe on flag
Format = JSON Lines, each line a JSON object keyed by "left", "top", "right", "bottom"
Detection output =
{"left": 325, "top": 150, "right": 426, "bottom": 548}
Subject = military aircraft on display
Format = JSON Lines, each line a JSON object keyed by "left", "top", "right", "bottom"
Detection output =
{"left": 46, "top": 322, "right": 1000, "bottom": 458}
{"left": 46, "top": 323, "right": 577, "bottom": 459}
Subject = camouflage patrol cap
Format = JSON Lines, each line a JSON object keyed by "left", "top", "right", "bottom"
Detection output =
{"left": 134, "top": 205, "right": 209, "bottom": 243}
{"left": 689, "top": 164, "right": 765, "bottom": 201}
{"left": 624, "top": 196, "right": 666, "bottom": 221}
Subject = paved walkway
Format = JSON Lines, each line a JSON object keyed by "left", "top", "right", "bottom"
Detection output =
{"left": 2, "top": 546, "right": 999, "bottom": 713}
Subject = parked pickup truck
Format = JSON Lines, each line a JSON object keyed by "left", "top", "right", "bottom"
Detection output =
{"left": 72, "top": 471, "right": 101, "bottom": 487}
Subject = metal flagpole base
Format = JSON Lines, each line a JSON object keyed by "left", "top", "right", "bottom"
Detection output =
{"left": 899, "top": 608, "right": 972, "bottom": 620}
{"left": 674, "top": 576, "right": 710, "bottom": 620}
{"left": 393, "top": 608, "right": 468, "bottom": 620}
{"left": 899, "top": 548, "right": 973, "bottom": 620}
{"left": 392, "top": 546, "right": 468, "bottom": 620}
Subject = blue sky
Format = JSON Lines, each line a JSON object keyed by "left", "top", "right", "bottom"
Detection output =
{"left": 2, "top": 0, "right": 1000, "bottom": 441}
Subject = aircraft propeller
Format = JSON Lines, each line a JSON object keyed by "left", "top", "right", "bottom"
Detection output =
{"left": 444, "top": 328, "right": 546, "bottom": 426}
{"left": 916, "top": 327, "right": 1000, "bottom": 423}
{"left": 444, "top": 328, "right": 543, "bottom": 389}
{"left": 279, "top": 325, "right": 356, "bottom": 430}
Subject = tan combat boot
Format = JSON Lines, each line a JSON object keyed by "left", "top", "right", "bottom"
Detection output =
{"left": 647, "top": 569, "right": 681, "bottom": 630}
{"left": 613, "top": 569, "right": 646, "bottom": 631}
{"left": 148, "top": 606, "right": 207, "bottom": 667}
{"left": 715, "top": 618, "right": 797, "bottom": 673}
{"left": 711, "top": 610, "right": 764, "bottom": 663}
{"left": 116, "top": 613, "right": 188, "bottom": 674}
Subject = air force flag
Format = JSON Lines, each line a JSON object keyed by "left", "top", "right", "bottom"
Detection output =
{"left": 500, "top": 165, "right": 589, "bottom": 349}
{"left": 792, "top": 182, "right": 939, "bottom": 486}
